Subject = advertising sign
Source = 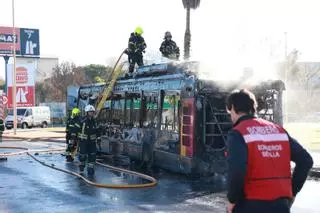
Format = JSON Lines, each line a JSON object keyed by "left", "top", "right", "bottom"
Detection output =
{"left": 6, "top": 64, "right": 36, "bottom": 108}
{"left": 20, "top": 28, "right": 40, "bottom": 56}
{"left": 0, "top": 26, "right": 21, "bottom": 55}
{"left": 0, "top": 26, "right": 39, "bottom": 56}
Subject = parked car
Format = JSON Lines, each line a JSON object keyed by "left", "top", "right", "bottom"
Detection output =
{"left": 5, "top": 106, "right": 51, "bottom": 129}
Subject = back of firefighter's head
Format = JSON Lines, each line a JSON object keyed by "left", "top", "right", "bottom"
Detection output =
{"left": 135, "top": 26, "right": 143, "bottom": 36}
{"left": 226, "top": 89, "right": 257, "bottom": 124}
{"left": 85, "top": 105, "right": 95, "bottom": 118}
{"left": 71, "top": 107, "right": 80, "bottom": 118}
{"left": 164, "top": 31, "right": 172, "bottom": 40}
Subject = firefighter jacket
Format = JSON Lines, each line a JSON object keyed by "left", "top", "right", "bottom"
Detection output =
{"left": 75, "top": 116, "right": 101, "bottom": 142}
{"left": 66, "top": 117, "right": 72, "bottom": 134}
{"left": 159, "top": 40, "right": 180, "bottom": 59}
{"left": 227, "top": 115, "right": 313, "bottom": 203}
{"left": 234, "top": 117, "right": 292, "bottom": 200}
{"left": 127, "top": 33, "right": 147, "bottom": 55}
{"left": 66, "top": 116, "right": 80, "bottom": 138}
{"left": 0, "top": 119, "right": 4, "bottom": 133}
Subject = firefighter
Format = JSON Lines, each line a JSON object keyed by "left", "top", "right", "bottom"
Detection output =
{"left": 159, "top": 31, "right": 180, "bottom": 60}
{"left": 65, "top": 112, "right": 73, "bottom": 147}
{"left": 0, "top": 117, "right": 4, "bottom": 142}
{"left": 225, "top": 89, "right": 313, "bottom": 213}
{"left": 75, "top": 105, "right": 101, "bottom": 175}
{"left": 65, "top": 107, "right": 81, "bottom": 162}
{"left": 125, "top": 26, "right": 147, "bottom": 73}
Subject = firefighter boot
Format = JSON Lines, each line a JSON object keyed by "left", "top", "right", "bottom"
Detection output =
{"left": 79, "top": 165, "right": 85, "bottom": 175}
{"left": 87, "top": 167, "right": 95, "bottom": 175}
{"left": 65, "top": 143, "right": 74, "bottom": 161}
{"left": 66, "top": 155, "right": 74, "bottom": 162}
{"left": 87, "top": 163, "right": 95, "bottom": 175}
{"left": 79, "top": 160, "right": 86, "bottom": 175}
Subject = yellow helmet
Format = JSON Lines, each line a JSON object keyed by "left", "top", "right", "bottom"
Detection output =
{"left": 72, "top": 107, "right": 80, "bottom": 116}
{"left": 135, "top": 26, "right": 143, "bottom": 35}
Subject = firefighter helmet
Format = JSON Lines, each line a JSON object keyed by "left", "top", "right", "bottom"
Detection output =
{"left": 135, "top": 26, "right": 143, "bottom": 35}
{"left": 71, "top": 107, "right": 80, "bottom": 116}
{"left": 164, "top": 31, "right": 172, "bottom": 39}
{"left": 85, "top": 105, "right": 95, "bottom": 112}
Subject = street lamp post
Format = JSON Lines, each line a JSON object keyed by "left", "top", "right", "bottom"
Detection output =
{"left": 284, "top": 32, "right": 288, "bottom": 124}
{"left": 3, "top": 56, "right": 10, "bottom": 94}
{"left": 12, "top": 0, "right": 17, "bottom": 135}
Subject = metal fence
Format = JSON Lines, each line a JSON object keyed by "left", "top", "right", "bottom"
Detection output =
{"left": 39, "top": 102, "right": 66, "bottom": 127}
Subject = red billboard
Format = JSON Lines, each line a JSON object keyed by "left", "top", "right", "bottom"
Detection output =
{"left": 6, "top": 63, "right": 35, "bottom": 108}
{"left": 0, "top": 26, "right": 21, "bottom": 55}
{"left": 7, "top": 86, "right": 34, "bottom": 108}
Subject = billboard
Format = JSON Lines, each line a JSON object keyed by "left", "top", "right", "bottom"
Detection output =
{"left": 6, "top": 64, "right": 36, "bottom": 108}
{"left": 0, "top": 26, "right": 40, "bottom": 56}
{"left": 0, "top": 27, "right": 20, "bottom": 55}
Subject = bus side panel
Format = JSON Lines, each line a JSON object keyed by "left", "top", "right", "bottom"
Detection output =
{"left": 123, "top": 141, "right": 142, "bottom": 161}
{"left": 154, "top": 150, "right": 194, "bottom": 174}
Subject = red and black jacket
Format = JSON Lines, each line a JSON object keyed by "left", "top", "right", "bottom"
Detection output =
{"left": 227, "top": 115, "right": 313, "bottom": 203}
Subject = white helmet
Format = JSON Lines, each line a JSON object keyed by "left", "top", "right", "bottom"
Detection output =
{"left": 85, "top": 105, "right": 95, "bottom": 112}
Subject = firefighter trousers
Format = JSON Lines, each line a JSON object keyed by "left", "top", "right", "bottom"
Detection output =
{"left": 234, "top": 198, "right": 290, "bottom": 213}
{"left": 128, "top": 53, "right": 143, "bottom": 73}
{"left": 66, "top": 139, "right": 78, "bottom": 161}
{"left": 66, "top": 132, "right": 71, "bottom": 144}
{"left": 78, "top": 140, "right": 97, "bottom": 173}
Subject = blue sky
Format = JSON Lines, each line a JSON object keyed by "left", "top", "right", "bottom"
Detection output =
{"left": 1, "top": 0, "right": 320, "bottom": 80}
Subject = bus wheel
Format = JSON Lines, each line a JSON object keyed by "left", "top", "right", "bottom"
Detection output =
{"left": 41, "top": 122, "right": 48, "bottom": 128}
{"left": 22, "top": 123, "right": 28, "bottom": 129}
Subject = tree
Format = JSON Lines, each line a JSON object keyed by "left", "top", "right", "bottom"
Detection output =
{"left": 40, "top": 62, "right": 114, "bottom": 103}
{"left": 283, "top": 49, "right": 320, "bottom": 118}
{"left": 81, "top": 64, "right": 113, "bottom": 83}
{"left": 287, "top": 49, "right": 300, "bottom": 81}
{"left": 50, "top": 62, "right": 87, "bottom": 102}
{"left": 35, "top": 81, "right": 50, "bottom": 104}
{"left": 182, "top": 0, "right": 201, "bottom": 60}
{"left": 293, "top": 62, "right": 320, "bottom": 114}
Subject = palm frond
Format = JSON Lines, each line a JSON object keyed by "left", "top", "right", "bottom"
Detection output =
{"left": 182, "top": 0, "right": 201, "bottom": 9}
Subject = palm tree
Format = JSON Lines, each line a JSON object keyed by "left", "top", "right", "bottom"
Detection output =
{"left": 182, "top": 0, "right": 201, "bottom": 60}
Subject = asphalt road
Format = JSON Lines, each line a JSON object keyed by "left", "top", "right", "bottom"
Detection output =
{"left": 0, "top": 141, "right": 319, "bottom": 213}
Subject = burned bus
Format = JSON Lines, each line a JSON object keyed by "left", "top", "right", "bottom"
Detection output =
{"left": 71, "top": 61, "right": 285, "bottom": 176}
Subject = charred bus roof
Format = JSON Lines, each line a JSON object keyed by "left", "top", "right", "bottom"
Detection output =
{"left": 77, "top": 61, "right": 285, "bottom": 96}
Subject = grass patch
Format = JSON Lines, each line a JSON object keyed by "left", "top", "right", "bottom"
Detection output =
{"left": 284, "top": 122, "right": 320, "bottom": 151}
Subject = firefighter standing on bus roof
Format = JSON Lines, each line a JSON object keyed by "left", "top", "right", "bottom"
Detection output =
{"left": 65, "top": 107, "right": 81, "bottom": 162}
{"left": 0, "top": 117, "right": 4, "bottom": 142}
{"left": 225, "top": 89, "right": 313, "bottom": 213}
{"left": 74, "top": 105, "right": 101, "bottom": 175}
{"left": 159, "top": 31, "right": 180, "bottom": 60}
{"left": 124, "top": 26, "right": 147, "bottom": 73}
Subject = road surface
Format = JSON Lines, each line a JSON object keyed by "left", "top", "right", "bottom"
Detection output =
{"left": 0, "top": 140, "right": 319, "bottom": 213}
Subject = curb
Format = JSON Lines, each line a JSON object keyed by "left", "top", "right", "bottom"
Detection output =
{"left": 2, "top": 136, "right": 65, "bottom": 143}
{"left": 309, "top": 168, "right": 320, "bottom": 178}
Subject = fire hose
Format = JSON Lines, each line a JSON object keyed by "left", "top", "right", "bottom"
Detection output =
{"left": 0, "top": 146, "right": 158, "bottom": 189}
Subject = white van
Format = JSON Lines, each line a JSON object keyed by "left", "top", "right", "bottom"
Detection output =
{"left": 5, "top": 106, "right": 51, "bottom": 129}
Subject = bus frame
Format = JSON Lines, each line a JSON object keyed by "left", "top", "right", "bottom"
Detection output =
{"left": 68, "top": 61, "right": 285, "bottom": 176}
